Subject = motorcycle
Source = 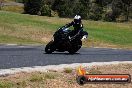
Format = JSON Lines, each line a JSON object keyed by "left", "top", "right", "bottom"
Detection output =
{"left": 45, "top": 26, "right": 88, "bottom": 54}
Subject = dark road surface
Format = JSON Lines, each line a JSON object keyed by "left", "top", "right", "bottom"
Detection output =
{"left": 0, "top": 45, "right": 132, "bottom": 69}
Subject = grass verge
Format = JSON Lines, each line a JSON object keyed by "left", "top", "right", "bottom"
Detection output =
{"left": 2, "top": 6, "right": 24, "bottom": 13}
{"left": 0, "top": 11, "right": 131, "bottom": 49}
{"left": 0, "top": 63, "right": 132, "bottom": 88}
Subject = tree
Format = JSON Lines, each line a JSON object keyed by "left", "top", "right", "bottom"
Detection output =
{"left": 24, "top": 0, "right": 42, "bottom": 15}
{"left": 52, "top": 0, "right": 91, "bottom": 18}
{"left": 77, "top": 0, "right": 90, "bottom": 19}
{"left": 40, "top": 4, "right": 51, "bottom": 16}
{"left": 52, "top": 0, "right": 76, "bottom": 17}
{"left": 89, "top": 0, "right": 103, "bottom": 21}
{"left": 121, "top": 0, "right": 132, "bottom": 21}
{"left": 103, "top": 0, "right": 126, "bottom": 22}
{"left": 23, "top": 0, "right": 131, "bottom": 22}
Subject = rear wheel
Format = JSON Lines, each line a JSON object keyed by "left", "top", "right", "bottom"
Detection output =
{"left": 45, "top": 41, "right": 55, "bottom": 54}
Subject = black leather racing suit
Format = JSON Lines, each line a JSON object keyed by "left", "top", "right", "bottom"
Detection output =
{"left": 65, "top": 21, "right": 83, "bottom": 36}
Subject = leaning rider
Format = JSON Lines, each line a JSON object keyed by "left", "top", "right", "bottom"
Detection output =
{"left": 64, "top": 14, "right": 83, "bottom": 37}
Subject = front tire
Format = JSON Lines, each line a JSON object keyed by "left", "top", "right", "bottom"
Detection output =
{"left": 68, "top": 46, "right": 80, "bottom": 54}
{"left": 45, "top": 41, "right": 55, "bottom": 54}
{"left": 68, "top": 40, "right": 82, "bottom": 54}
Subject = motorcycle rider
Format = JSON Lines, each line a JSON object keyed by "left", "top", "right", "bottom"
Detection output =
{"left": 64, "top": 14, "right": 83, "bottom": 37}
{"left": 45, "top": 15, "right": 88, "bottom": 54}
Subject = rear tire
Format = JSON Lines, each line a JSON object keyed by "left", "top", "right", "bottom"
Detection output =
{"left": 45, "top": 41, "right": 55, "bottom": 54}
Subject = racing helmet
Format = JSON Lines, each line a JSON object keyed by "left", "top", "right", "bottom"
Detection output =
{"left": 74, "top": 15, "right": 81, "bottom": 24}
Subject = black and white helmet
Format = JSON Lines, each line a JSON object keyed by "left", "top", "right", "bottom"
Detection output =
{"left": 74, "top": 15, "right": 81, "bottom": 24}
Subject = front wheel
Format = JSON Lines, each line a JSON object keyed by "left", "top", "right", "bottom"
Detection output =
{"left": 68, "top": 45, "right": 81, "bottom": 54}
{"left": 45, "top": 41, "right": 55, "bottom": 54}
{"left": 68, "top": 40, "right": 82, "bottom": 54}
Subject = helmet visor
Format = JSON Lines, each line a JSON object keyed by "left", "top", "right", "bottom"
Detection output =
{"left": 74, "top": 19, "right": 81, "bottom": 24}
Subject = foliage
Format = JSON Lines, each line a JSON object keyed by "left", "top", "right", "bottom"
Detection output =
{"left": 24, "top": 0, "right": 42, "bottom": 15}
{"left": 89, "top": 3, "right": 103, "bottom": 21}
{"left": 40, "top": 4, "right": 51, "bottom": 16}
{"left": 23, "top": 0, "right": 132, "bottom": 22}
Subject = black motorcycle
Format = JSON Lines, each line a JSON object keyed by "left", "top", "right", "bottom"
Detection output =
{"left": 45, "top": 26, "right": 88, "bottom": 54}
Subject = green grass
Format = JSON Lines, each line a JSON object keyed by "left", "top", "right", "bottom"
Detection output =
{"left": 64, "top": 68, "right": 73, "bottom": 73}
{"left": 1, "top": 0, "right": 24, "bottom": 13}
{"left": 0, "top": 81, "right": 14, "bottom": 88}
{"left": 0, "top": 11, "right": 60, "bottom": 30}
{"left": 0, "top": 35, "right": 40, "bottom": 44}
{"left": 2, "top": 6, "right": 24, "bottom": 13}
{"left": 0, "top": 72, "right": 58, "bottom": 88}
{"left": 84, "top": 21, "right": 132, "bottom": 46}
{"left": 29, "top": 74, "right": 44, "bottom": 82}
{"left": 29, "top": 72, "right": 56, "bottom": 82}
{"left": 0, "top": 11, "right": 132, "bottom": 48}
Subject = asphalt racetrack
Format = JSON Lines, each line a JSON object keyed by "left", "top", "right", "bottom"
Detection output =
{"left": 0, "top": 45, "right": 132, "bottom": 69}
